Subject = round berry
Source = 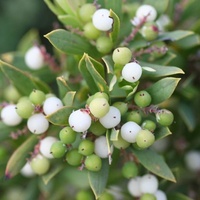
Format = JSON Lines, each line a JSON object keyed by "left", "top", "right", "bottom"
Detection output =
{"left": 59, "top": 126, "right": 77, "bottom": 144}
{"left": 141, "top": 22, "right": 159, "bottom": 41}
{"left": 43, "top": 96, "right": 63, "bottom": 115}
{"left": 96, "top": 36, "right": 113, "bottom": 54}
{"left": 141, "top": 120, "right": 156, "bottom": 132}
{"left": 66, "top": 149, "right": 83, "bottom": 166}
{"left": 93, "top": 92, "right": 109, "bottom": 101}
{"left": 27, "top": 113, "right": 49, "bottom": 134}
{"left": 40, "top": 136, "right": 58, "bottom": 159}
{"left": 136, "top": 129, "right": 155, "bottom": 149}
{"left": 78, "top": 139, "right": 94, "bottom": 156}
{"left": 134, "top": 90, "right": 152, "bottom": 108}
{"left": 112, "top": 133, "right": 130, "bottom": 149}
{"left": 1, "top": 104, "right": 22, "bottom": 126}
{"left": 89, "top": 97, "right": 109, "bottom": 118}
{"left": 76, "top": 190, "right": 93, "bottom": 200}
{"left": 29, "top": 89, "right": 46, "bottom": 105}
{"left": 112, "top": 47, "right": 132, "bottom": 65}
{"left": 154, "top": 190, "right": 167, "bottom": 200}
{"left": 122, "top": 62, "right": 142, "bottom": 83}
{"left": 89, "top": 121, "right": 106, "bottom": 136}
{"left": 126, "top": 111, "right": 142, "bottom": 124}
{"left": 127, "top": 177, "right": 142, "bottom": 197}
{"left": 140, "top": 193, "right": 156, "bottom": 200}
{"left": 92, "top": 9, "right": 113, "bottom": 31}
{"left": 112, "top": 102, "right": 128, "bottom": 116}
{"left": 121, "top": 121, "right": 142, "bottom": 143}
{"left": 78, "top": 3, "right": 96, "bottom": 23}
{"left": 83, "top": 22, "right": 100, "bottom": 40}
{"left": 122, "top": 161, "right": 138, "bottom": 179}
{"left": 85, "top": 154, "right": 102, "bottom": 171}
{"left": 99, "top": 106, "right": 121, "bottom": 129}
{"left": 99, "top": 192, "right": 114, "bottom": 200}
{"left": 156, "top": 109, "right": 174, "bottom": 126}
{"left": 30, "top": 154, "right": 50, "bottom": 175}
{"left": 25, "top": 46, "right": 44, "bottom": 70}
{"left": 3, "top": 85, "right": 21, "bottom": 103}
{"left": 136, "top": 4, "right": 157, "bottom": 22}
{"left": 50, "top": 141, "right": 66, "bottom": 158}
{"left": 20, "top": 162, "right": 35, "bottom": 177}
{"left": 68, "top": 109, "right": 92, "bottom": 132}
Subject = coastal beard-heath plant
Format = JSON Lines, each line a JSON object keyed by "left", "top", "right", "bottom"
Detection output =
{"left": 0, "top": 0, "right": 199, "bottom": 199}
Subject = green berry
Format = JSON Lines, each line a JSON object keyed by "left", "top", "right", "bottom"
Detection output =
{"left": 89, "top": 121, "right": 106, "bottom": 136}
{"left": 59, "top": 126, "right": 77, "bottom": 144}
{"left": 76, "top": 190, "right": 93, "bottom": 200}
{"left": 156, "top": 109, "right": 174, "bottom": 126}
{"left": 112, "top": 102, "right": 128, "bottom": 116}
{"left": 66, "top": 149, "right": 83, "bottom": 166}
{"left": 122, "top": 161, "right": 138, "bottom": 179}
{"left": 78, "top": 139, "right": 94, "bottom": 156}
{"left": 134, "top": 90, "right": 152, "bottom": 108}
{"left": 99, "top": 192, "right": 114, "bottom": 200}
{"left": 141, "top": 22, "right": 159, "bottom": 41}
{"left": 126, "top": 111, "right": 142, "bottom": 124}
{"left": 113, "top": 133, "right": 130, "bottom": 149}
{"left": 140, "top": 193, "right": 156, "bottom": 200}
{"left": 3, "top": 85, "right": 21, "bottom": 103}
{"left": 85, "top": 154, "right": 102, "bottom": 171}
{"left": 50, "top": 141, "right": 66, "bottom": 158}
{"left": 29, "top": 89, "right": 46, "bottom": 105}
{"left": 112, "top": 47, "right": 132, "bottom": 65}
{"left": 78, "top": 3, "right": 96, "bottom": 23}
{"left": 141, "top": 120, "right": 156, "bottom": 132}
{"left": 93, "top": 92, "right": 109, "bottom": 101}
{"left": 83, "top": 22, "right": 100, "bottom": 39}
{"left": 96, "top": 36, "right": 113, "bottom": 54}
{"left": 136, "top": 129, "right": 155, "bottom": 149}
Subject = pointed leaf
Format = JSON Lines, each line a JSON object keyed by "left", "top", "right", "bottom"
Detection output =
{"left": 144, "top": 0, "right": 169, "bottom": 14}
{"left": 44, "top": 0, "right": 65, "bottom": 15}
{"left": 56, "top": 76, "right": 72, "bottom": 99}
{"left": 146, "top": 77, "right": 181, "bottom": 104}
{"left": 58, "top": 15, "right": 83, "bottom": 28}
{"left": 63, "top": 91, "right": 76, "bottom": 107}
{"left": 155, "top": 127, "right": 172, "bottom": 140}
{"left": 105, "top": 0, "right": 122, "bottom": 18}
{"left": 132, "top": 148, "right": 176, "bottom": 182}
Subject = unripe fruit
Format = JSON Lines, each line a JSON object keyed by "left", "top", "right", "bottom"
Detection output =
{"left": 142, "top": 120, "right": 156, "bottom": 132}
{"left": 112, "top": 47, "right": 132, "bottom": 65}
{"left": 127, "top": 177, "right": 142, "bottom": 197}
{"left": 93, "top": 92, "right": 109, "bottom": 101}
{"left": 112, "top": 102, "right": 128, "bottom": 116}
{"left": 112, "top": 133, "right": 130, "bottom": 149}
{"left": 89, "top": 121, "right": 106, "bottom": 136}
{"left": 85, "top": 154, "right": 102, "bottom": 171}
{"left": 99, "top": 192, "right": 114, "bottom": 200}
{"left": 154, "top": 190, "right": 167, "bottom": 200}
{"left": 59, "top": 127, "right": 77, "bottom": 144}
{"left": 29, "top": 89, "right": 46, "bottom": 105}
{"left": 89, "top": 97, "right": 109, "bottom": 118}
{"left": 3, "top": 85, "right": 21, "bottom": 103}
{"left": 25, "top": 46, "right": 44, "bottom": 70}
{"left": 126, "top": 111, "right": 142, "bottom": 124}
{"left": 134, "top": 90, "right": 151, "bottom": 108}
{"left": 1, "top": 104, "right": 22, "bottom": 126}
{"left": 122, "top": 62, "right": 142, "bottom": 83}
{"left": 76, "top": 190, "right": 93, "bottom": 200}
{"left": 122, "top": 161, "right": 138, "bottom": 179}
{"left": 83, "top": 22, "right": 100, "bottom": 39}
{"left": 78, "top": 139, "right": 94, "bottom": 156}
{"left": 136, "top": 129, "right": 155, "bottom": 149}
{"left": 96, "top": 36, "right": 113, "bottom": 54}
{"left": 66, "top": 149, "right": 83, "bottom": 166}
{"left": 156, "top": 109, "right": 174, "bottom": 126}
{"left": 140, "top": 193, "right": 156, "bottom": 200}
{"left": 141, "top": 22, "right": 159, "bottom": 41}
{"left": 50, "top": 141, "right": 66, "bottom": 158}
{"left": 20, "top": 162, "right": 35, "bottom": 177}
{"left": 78, "top": 3, "right": 96, "bottom": 23}
{"left": 30, "top": 154, "right": 50, "bottom": 175}
{"left": 92, "top": 9, "right": 113, "bottom": 31}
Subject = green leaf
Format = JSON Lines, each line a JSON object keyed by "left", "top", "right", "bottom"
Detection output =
{"left": 141, "top": 62, "right": 184, "bottom": 78}
{"left": 102, "top": 55, "right": 114, "bottom": 74}
{"left": 144, "top": 0, "right": 169, "bottom": 14}
{"left": 153, "top": 51, "right": 177, "bottom": 66}
{"left": 44, "top": 29, "right": 100, "bottom": 57}
{"left": 56, "top": 76, "right": 72, "bottom": 99}
{"left": 44, "top": 0, "right": 65, "bottom": 15}
{"left": 146, "top": 77, "right": 181, "bottom": 104}
{"left": 0, "top": 60, "right": 50, "bottom": 95}
{"left": 132, "top": 148, "right": 176, "bottom": 182}
{"left": 168, "top": 193, "right": 193, "bottom": 200}
{"left": 5, "top": 135, "right": 38, "bottom": 179}
{"left": 58, "top": 15, "right": 82, "bottom": 28}
{"left": 155, "top": 127, "right": 172, "bottom": 140}
{"left": 88, "top": 159, "right": 109, "bottom": 199}
{"left": 46, "top": 106, "right": 74, "bottom": 126}
{"left": 110, "top": 128, "right": 119, "bottom": 141}
{"left": 104, "top": 0, "right": 122, "bottom": 18}
{"left": 78, "top": 53, "right": 108, "bottom": 94}
{"left": 63, "top": 91, "right": 76, "bottom": 107}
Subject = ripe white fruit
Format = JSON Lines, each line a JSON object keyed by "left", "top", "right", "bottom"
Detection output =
{"left": 127, "top": 177, "right": 142, "bottom": 197}
{"left": 92, "top": 9, "right": 113, "bottom": 31}
{"left": 122, "top": 62, "right": 142, "bottom": 83}
{"left": 20, "top": 162, "right": 35, "bottom": 177}
{"left": 40, "top": 136, "right": 58, "bottom": 159}
{"left": 99, "top": 106, "right": 121, "bottom": 129}
{"left": 27, "top": 113, "right": 49, "bottom": 134}
{"left": 185, "top": 150, "right": 200, "bottom": 172}
{"left": 154, "top": 190, "right": 167, "bottom": 200}
{"left": 121, "top": 121, "right": 141, "bottom": 143}
{"left": 68, "top": 109, "right": 92, "bottom": 132}
{"left": 25, "top": 46, "right": 44, "bottom": 70}
{"left": 139, "top": 174, "right": 158, "bottom": 194}
{"left": 94, "top": 136, "right": 113, "bottom": 158}
{"left": 136, "top": 4, "right": 157, "bottom": 22}
{"left": 43, "top": 96, "right": 63, "bottom": 115}
{"left": 1, "top": 104, "right": 22, "bottom": 126}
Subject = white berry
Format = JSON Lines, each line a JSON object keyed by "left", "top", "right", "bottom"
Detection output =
{"left": 136, "top": 5, "right": 157, "bottom": 22}
{"left": 92, "top": 9, "right": 113, "bottom": 31}
{"left": 68, "top": 109, "right": 91, "bottom": 132}
{"left": 20, "top": 162, "right": 35, "bottom": 177}
{"left": 40, "top": 136, "right": 58, "bottom": 159}
{"left": 1, "top": 104, "right": 22, "bottom": 126}
{"left": 27, "top": 113, "right": 49, "bottom": 134}
{"left": 185, "top": 150, "right": 200, "bottom": 172}
{"left": 43, "top": 96, "right": 63, "bottom": 115}
{"left": 154, "top": 190, "right": 167, "bottom": 200}
{"left": 121, "top": 121, "right": 141, "bottom": 143}
{"left": 127, "top": 177, "right": 142, "bottom": 197}
{"left": 122, "top": 62, "right": 142, "bottom": 83}
{"left": 25, "top": 46, "right": 44, "bottom": 70}
{"left": 99, "top": 106, "right": 121, "bottom": 129}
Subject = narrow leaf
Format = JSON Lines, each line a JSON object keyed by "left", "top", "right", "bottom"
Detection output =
{"left": 155, "top": 127, "right": 172, "bottom": 140}
{"left": 44, "top": 0, "right": 65, "bottom": 15}
{"left": 105, "top": 0, "right": 122, "bottom": 18}
{"left": 63, "top": 91, "right": 76, "bottom": 107}
{"left": 132, "top": 148, "right": 176, "bottom": 182}
{"left": 5, "top": 135, "right": 38, "bottom": 179}
{"left": 56, "top": 76, "right": 71, "bottom": 99}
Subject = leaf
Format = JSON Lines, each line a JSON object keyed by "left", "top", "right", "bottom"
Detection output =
{"left": 141, "top": 62, "right": 184, "bottom": 78}
{"left": 44, "top": 29, "right": 100, "bottom": 57}
{"left": 5, "top": 135, "right": 38, "bottom": 179}
{"left": 168, "top": 193, "right": 193, "bottom": 200}
{"left": 102, "top": 55, "right": 114, "bottom": 74}
{"left": 88, "top": 159, "right": 109, "bottom": 199}
{"left": 78, "top": 53, "right": 108, "bottom": 94}
{"left": 46, "top": 106, "right": 74, "bottom": 126}
{"left": 58, "top": 15, "right": 83, "bottom": 28}
{"left": 155, "top": 127, "right": 172, "bottom": 140}
{"left": 146, "top": 77, "right": 181, "bottom": 104}
{"left": 144, "top": 0, "right": 169, "bottom": 14}
{"left": 153, "top": 51, "right": 177, "bottom": 66}
{"left": 104, "top": 0, "right": 122, "bottom": 18}
{"left": 63, "top": 91, "right": 76, "bottom": 107}
{"left": 56, "top": 76, "right": 72, "bottom": 99}
{"left": 132, "top": 148, "right": 176, "bottom": 182}
{"left": 0, "top": 60, "right": 50, "bottom": 95}
{"left": 44, "top": 0, "right": 65, "bottom": 15}
{"left": 110, "top": 128, "right": 119, "bottom": 141}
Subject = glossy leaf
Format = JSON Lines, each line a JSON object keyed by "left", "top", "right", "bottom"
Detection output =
{"left": 5, "top": 135, "right": 38, "bottom": 179}
{"left": 132, "top": 148, "right": 176, "bottom": 182}
{"left": 146, "top": 77, "right": 181, "bottom": 104}
{"left": 88, "top": 159, "right": 109, "bottom": 199}
{"left": 144, "top": 0, "right": 169, "bottom": 14}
